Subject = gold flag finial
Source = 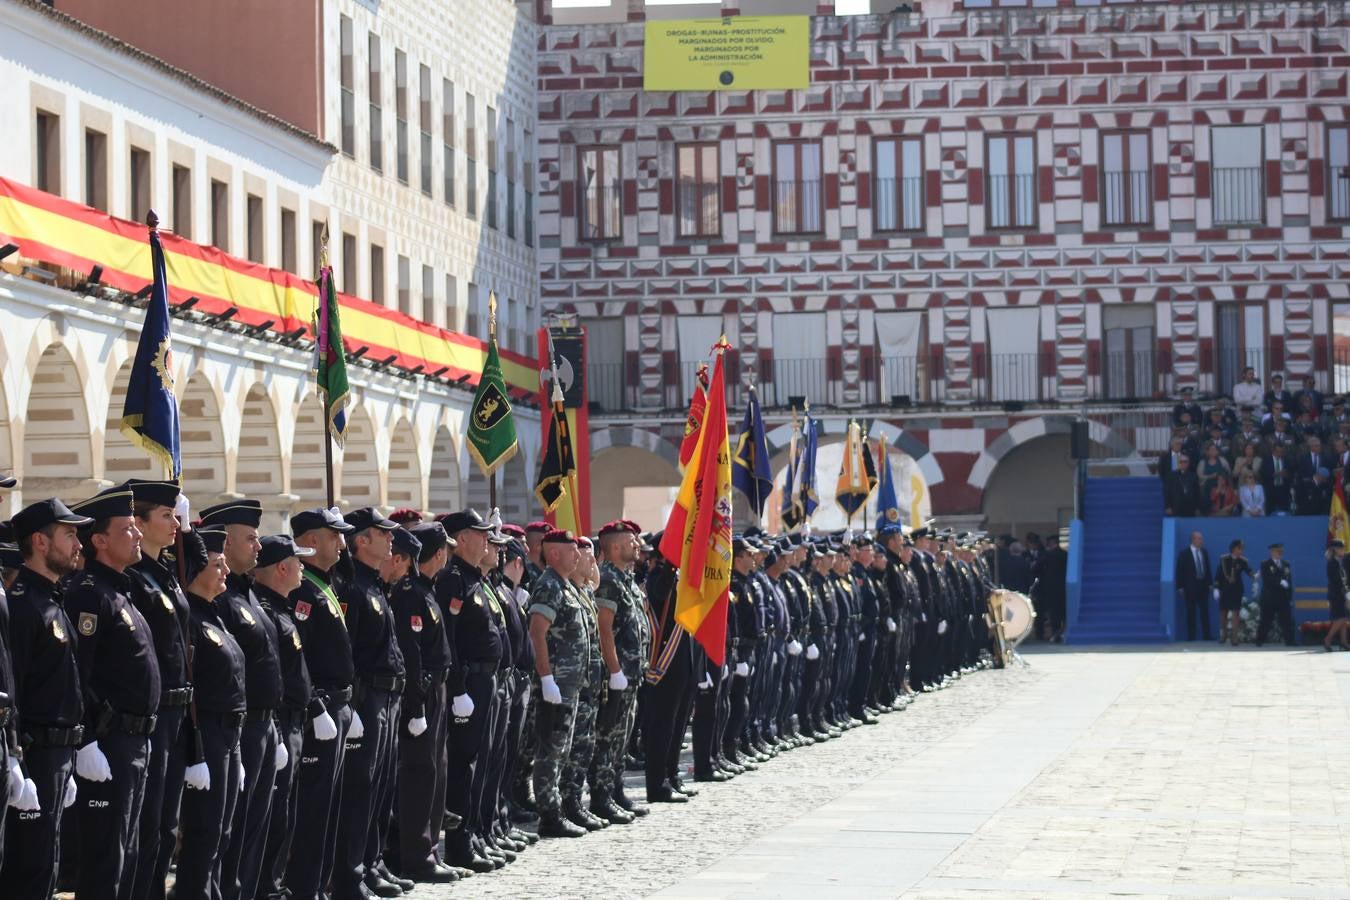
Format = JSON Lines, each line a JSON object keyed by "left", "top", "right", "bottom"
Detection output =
{"left": 319, "top": 222, "right": 330, "bottom": 271}
{"left": 488, "top": 292, "right": 498, "bottom": 339}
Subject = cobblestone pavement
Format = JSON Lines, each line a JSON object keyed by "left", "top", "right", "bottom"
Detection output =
{"left": 416, "top": 646, "right": 1350, "bottom": 899}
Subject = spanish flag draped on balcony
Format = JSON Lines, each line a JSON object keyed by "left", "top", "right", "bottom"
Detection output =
{"left": 659, "top": 339, "right": 733, "bottom": 666}
{"left": 120, "top": 211, "right": 181, "bottom": 477}
{"left": 1330, "top": 472, "right": 1350, "bottom": 548}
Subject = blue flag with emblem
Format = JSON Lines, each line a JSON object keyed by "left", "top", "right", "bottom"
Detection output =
{"left": 732, "top": 384, "right": 773, "bottom": 520}
{"left": 875, "top": 432, "right": 901, "bottom": 531}
{"left": 798, "top": 402, "right": 820, "bottom": 523}
{"left": 120, "top": 214, "right": 181, "bottom": 478}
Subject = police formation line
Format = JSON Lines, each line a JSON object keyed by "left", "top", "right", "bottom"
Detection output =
{"left": 0, "top": 471, "right": 1007, "bottom": 900}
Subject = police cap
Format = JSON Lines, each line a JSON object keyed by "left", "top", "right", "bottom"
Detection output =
{"left": 291, "top": 507, "right": 355, "bottom": 537}
{"left": 438, "top": 509, "right": 493, "bottom": 536}
{"left": 123, "top": 478, "right": 180, "bottom": 509}
{"left": 257, "top": 534, "right": 316, "bottom": 568}
{"left": 197, "top": 527, "right": 228, "bottom": 554}
{"left": 344, "top": 507, "right": 398, "bottom": 534}
{"left": 11, "top": 498, "right": 93, "bottom": 542}
{"left": 70, "top": 488, "right": 135, "bottom": 523}
{"left": 410, "top": 522, "right": 452, "bottom": 560}
{"left": 200, "top": 500, "right": 264, "bottom": 529}
{"left": 391, "top": 526, "right": 423, "bottom": 560}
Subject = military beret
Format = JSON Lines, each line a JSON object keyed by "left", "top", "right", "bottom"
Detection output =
{"left": 500, "top": 523, "right": 526, "bottom": 539}
{"left": 388, "top": 507, "right": 424, "bottom": 526}
{"left": 598, "top": 520, "right": 640, "bottom": 538}
{"left": 200, "top": 500, "right": 264, "bottom": 529}
{"left": 410, "top": 522, "right": 452, "bottom": 559}
{"left": 391, "top": 526, "right": 423, "bottom": 560}
{"left": 438, "top": 509, "right": 492, "bottom": 535}
{"left": 345, "top": 507, "right": 398, "bottom": 533}
{"left": 257, "top": 534, "right": 316, "bottom": 568}
{"left": 524, "top": 520, "right": 552, "bottom": 534}
{"left": 291, "top": 507, "right": 355, "bottom": 537}
{"left": 621, "top": 519, "right": 641, "bottom": 534}
{"left": 122, "top": 478, "right": 180, "bottom": 509}
{"left": 10, "top": 498, "right": 93, "bottom": 542}
{"left": 542, "top": 528, "right": 575, "bottom": 545}
{"left": 196, "top": 527, "right": 228, "bottom": 555}
{"left": 0, "top": 471, "right": 16, "bottom": 489}
{"left": 575, "top": 535, "right": 594, "bottom": 550}
{"left": 70, "top": 488, "right": 135, "bottom": 522}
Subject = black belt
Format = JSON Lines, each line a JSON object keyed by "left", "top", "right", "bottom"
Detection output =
{"left": 23, "top": 724, "right": 85, "bottom": 747}
{"left": 317, "top": 686, "right": 352, "bottom": 707}
{"left": 200, "top": 710, "right": 246, "bottom": 729}
{"left": 362, "top": 673, "right": 405, "bottom": 693}
{"left": 100, "top": 710, "right": 157, "bottom": 737}
{"left": 275, "top": 707, "right": 310, "bottom": 726}
{"left": 244, "top": 708, "right": 275, "bottom": 724}
{"left": 426, "top": 666, "right": 450, "bottom": 684}
{"left": 463, "top": 661, "right": 498, "bottom": 675}
{"left": 160, "top": 686, "right": 194, "bottom": 707}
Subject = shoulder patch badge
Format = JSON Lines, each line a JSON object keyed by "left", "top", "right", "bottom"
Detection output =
{"left": 339, "top": 602, "right": 348, "bottom": 617}
{"left": 295, "top": 600, "right": 312, "bottom": 621}
{"left": 78, "top": 611, "right": 97, "bottom": 636}
{"left": 410, "top": 615, "right": 423, "bottom": 633}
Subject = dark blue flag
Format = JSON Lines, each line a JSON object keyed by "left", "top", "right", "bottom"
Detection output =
{"left": 732, "top": 385, "right": 773, "bottom": 519}
{"left": 798, "top": 403, "right": 820, "bottom": 522}
{"left": 780, "top": 411, "right": 803, "bottom": 529}
{"left": 121, "top": 218, "right": 181, "bottom": 478}
{"left": 875, "top": 433, "right": 901, "bottom": 531}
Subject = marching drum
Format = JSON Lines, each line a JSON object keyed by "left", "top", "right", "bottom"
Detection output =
{"left": 997, "top": 590, "right": 1036, "bottom": 646}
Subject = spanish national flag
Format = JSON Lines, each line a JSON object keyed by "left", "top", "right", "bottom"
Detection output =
{"left": 677, "top": 363, "right": 709, "bottom": 472}
{"left": 1330, "top": 472, "right": 1350, "bottom": 548}
{"left": 660, "top": 341, "right": 733, "bottom": 665}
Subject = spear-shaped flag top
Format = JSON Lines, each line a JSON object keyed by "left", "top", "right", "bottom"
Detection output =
{"left": 467, "top": 293, "right": 519, "bottom": 477}
{"left": 121, "top": 210, "right": 181, "bottom": 477}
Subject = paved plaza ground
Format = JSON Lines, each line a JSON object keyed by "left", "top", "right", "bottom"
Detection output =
{"left": 424, "top": 646, "right": 1350, "bottom": 899}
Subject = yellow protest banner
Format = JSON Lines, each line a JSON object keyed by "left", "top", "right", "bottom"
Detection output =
{"left": 644, "top": 16, "right": 810, "bottom": 92}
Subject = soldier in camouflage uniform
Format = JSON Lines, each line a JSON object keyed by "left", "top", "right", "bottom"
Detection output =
{"left": 588, "top": 521, "right": 651, "bottom": 824}
{"left": 560, "top": 536, "right": 608, "bottom": 832}
{"left": 526, "top": 530, "right": 590, "bottom": 838}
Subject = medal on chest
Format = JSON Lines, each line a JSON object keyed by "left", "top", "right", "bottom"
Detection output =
{"left": 203, "top": 625, "right": 223, "bottom": 646}
{"left": 160, "top": 592, "right": 175, "bottom": 613}
{"left": 370, "top": 595, "right": 383, "bottom": 615}
{"left": 238, "top": 604, "right": 256, "bottom": 626}
{"left": 51, "top": 619, "right": 67, "bottom": 642}
{"left": 292, "top": 630, "right": 302, "bottom": 650}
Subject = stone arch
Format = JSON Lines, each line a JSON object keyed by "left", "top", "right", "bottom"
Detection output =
{"left": 340, "top": 406, "right": 380, "bottom": 509}
{"left": 428, "top": 425, "right": 462, "bottom": 513}
{"left": 968, "top": 415, "right": 1105, "bottom": 491}
{"left": 589, "top": 445, "right": 681, "bottom": 531}
{"left": 386, "top": 418, "right": 421, "bottom": 511}
{"left": 981, "top": 432, "right": 1076, "bottom": 540}
{"left": 179, "top": 372, "right": 228, "bottom": 505}
{"left": 238, "top": 383, "right": 284, "bottom": 502}
{"left": 102, "top": 358, "right": 160, "bottom": 484}
{"left": 590, "top": 424, "right": 682, "bottom": 472}
{"left": 290, "top": 393, "right": 329, "bottom": 515}
{"left": 23, "top": 341, "right": 95, "bottom": 496}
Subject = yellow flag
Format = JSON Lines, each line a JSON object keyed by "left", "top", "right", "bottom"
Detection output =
{"left": 909, "top": 472, "right": 926, "bottom": 530}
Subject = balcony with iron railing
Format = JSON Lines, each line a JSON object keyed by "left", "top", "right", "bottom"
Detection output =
{"left": 581, "top": 346, "right": 1310, "bottom": 417}
{"left": 1211, "top": 167, "right": 1264, "bottom": 226}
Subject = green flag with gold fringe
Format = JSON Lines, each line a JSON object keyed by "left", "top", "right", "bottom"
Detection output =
{"left": 467, "top": 294, "right": 518, "bottom": 477}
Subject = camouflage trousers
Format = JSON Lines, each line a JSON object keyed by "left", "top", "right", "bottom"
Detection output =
{"left": 561, "top": 679, "right": 602, "bottom": 804}
{"left": 589, "top": 685, "right": 637, "bottom": 797}
{"left": 530, "top": 687, "right": 578, "bottom": 816}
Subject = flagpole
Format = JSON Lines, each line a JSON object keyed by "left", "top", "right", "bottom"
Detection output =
{"left": 487, "top": 293, "right": 499, "bottom": 513}
{"left": 318, "top": 227, "right": 337, "bottom": 509}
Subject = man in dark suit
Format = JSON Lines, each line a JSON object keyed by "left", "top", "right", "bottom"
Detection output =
{"left": 1264, "top": 375, "right": 1294, "bottom": 415}
{"left": 1264, "top": 443, "right": 1294, "bottom": 514}
{"left": 1158, "top": 436, "right": 1196, "bottom": 485}
{"left": 1293, "top": 375, "right": 1324, "bottom": 417}
{"left": 1175, "top": 531, "right": 1213, "bottom": 641}
{"left": 1295, "top": 467, "right": 1333, "bottom": 516}
{"left": 1172, "top": 387, "right": 1203, "bottom": 430}
{"left": 1164, "top": 454, "right": 1201, "bottom": 517}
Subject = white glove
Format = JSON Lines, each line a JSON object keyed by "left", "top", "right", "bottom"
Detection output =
{"left": 540, "top": 675, "right": 563, "bottom": 705}
{"left": 275, "top": 740, "right": 289, "bottom": 771}
{"left": 237, "top": 757, "right": 246, "bottom": 792}
{"left": 63, "top": 775, "right": 77, "bottom": 808}
{"left": 514, "top": 587, "right": 530, "bottom": 607}
{"left": 608, "top": 670, "right": 629, "bottom": 691}
{"left": 347, "top": 711, "right": 365, "bottom": 740}
{"left": 9, "top": 775, "right": 40, "bottom": 812}
{"left": 1212, "top": 588, "right": 1220, "bottom": 602}
{"left": 184, "top": 762, "right": 211, "bottom": 791}
{"left": 6, "top": 756, "right": 23, "bottom": 799}
{"left": 921, "top": 613, "right": 928, "bottom": 623}
{"left": 407, "top": 716, "right": 428, "bottom": 737}
{"left": 451, "top": 693, "right": 475, "bottom": 718}
{"left": 886, "top": 617, "right": 897, "bottom": 633}
{"left": 75, "top": 742, "right": 113, "bottom": 783}
{"left": 938, "top": 620, "right": 949, "bottom": 635}
{"left": 787, "top": 640, "right": 803, "bottom": 656}
{"left": 858, "top": 632, "right": 867, "bottom": 643}
{"left": 312, "top": 710, "right": 338, "bottom": 741}
{"left": 720, "top": 664, "right": 729, "bottom": 681}
{"left": 805, "top": 644, "right": 820, "bottom": 661}
{"left": 697, "top": 673, "right": 714, "bottom": 690}
{"left": 1280, "top": 580, "right": 1289, "bottom": 589}
{"left": 174, "top": 493, "right": 192, "bottom": 532}
{"left": 734, "top": 661, "right": 750, "bottom": 677}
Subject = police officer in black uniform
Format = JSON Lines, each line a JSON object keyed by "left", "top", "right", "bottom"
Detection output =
{"left": 122, "top": 478, "right": 193, "bottom": 900}
{"left": 251, "top": 534, "right": 322, "bottom": 900}
{"left": 432, "top": 509, "right": 501, "bottom": 874}
{"left": 642, "top": 537, "right": 698, "bottom": 796}
{"left": 332, "top": 507, "right": 406, "bottom": 900}
{"left": 2, "top": 496, "right": 90, "bottom": 898}
{"left": 64, "top": 487, "right": 161, "bottom": 900}
{"left": 201, "top": 500, "right": 284, "bottom": 900}
{"left": 283, "top": 508, "right": 354, "bottom": 900}
{"left": 176, "top": 527, "right": 247, "bottom": 899}
{"left": 387, "top": 522, "right": 457, "bottom": 883}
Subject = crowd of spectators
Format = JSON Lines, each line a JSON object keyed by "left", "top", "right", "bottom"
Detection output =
{"left": 994, "top": 532, "right": 1068, "bottom": 643}
{"left": 1160, "top": 369, "right": 1349, "bottom": 518}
